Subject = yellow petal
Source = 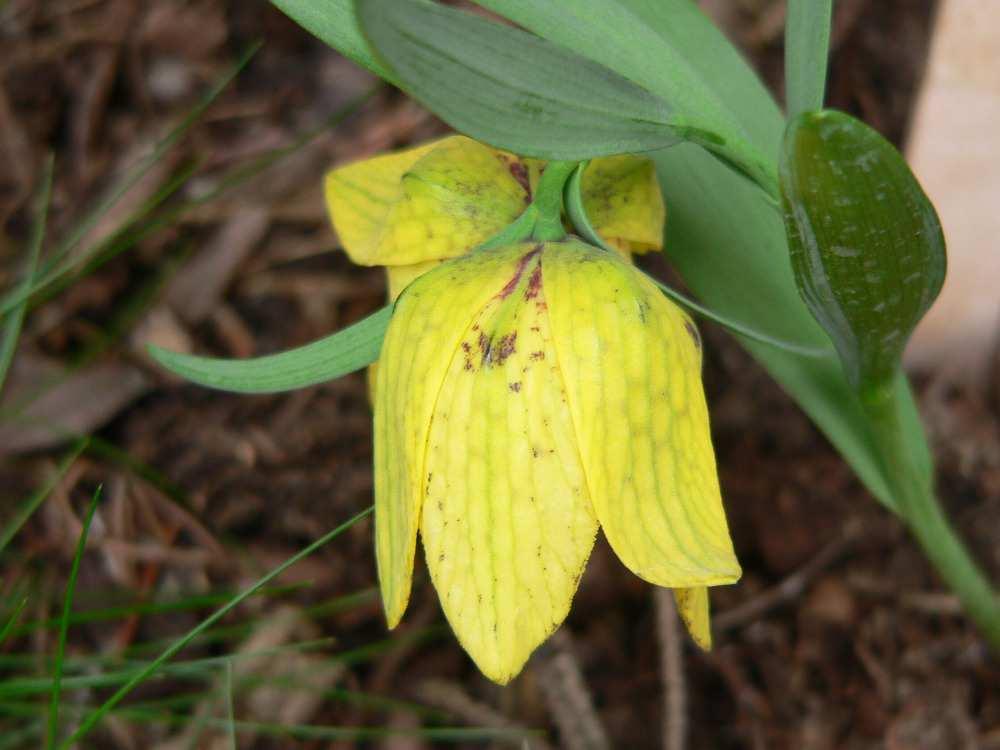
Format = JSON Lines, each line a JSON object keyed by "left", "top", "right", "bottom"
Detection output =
{"left": 582, "top": 155, "right": 665, "bottom": 254}
{"left": 326, "top": 135, "right": 531, "bottom": 268}
{"left": 421, "top": 243, "right": 598, "bottom": 684}
{"left": 390, "top": 138, "right": 528, "bottom": 263}
{"left": 673, "top": 587, "right": 711, "bottom": 650}
{"left": 325, "top": 139, "right": 442, "bottom": 265}
{"left": 543, "top": 239, "right": 740, "bottom": 587}
{"left": 374, "top": 245, "right": 533, "bottom": 627}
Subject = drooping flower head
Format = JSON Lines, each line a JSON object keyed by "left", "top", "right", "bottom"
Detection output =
{"left": 325, "top": 138, "right": 740, "bottom": 684}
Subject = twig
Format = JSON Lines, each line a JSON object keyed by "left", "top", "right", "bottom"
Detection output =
{"left": 535, "top": 629, "right": 609, "bottom": 750}
{"left": 654, "top": 589, "right": 686, "bottom": 750}
{"left": 713, "top": 521, "right": 861, "bottom": 633}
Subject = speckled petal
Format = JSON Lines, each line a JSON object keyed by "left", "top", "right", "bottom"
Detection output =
{"left": 582, "top": 155, "right": 665, "bottom": 254}
{"left": 421, "top": 242, "right": 598, "bottom": 684}
{"left": 543, "top": 239, "right": 740, "bottom": 588}
{"left": 374, "top": 245, "right": 533, "bottom": 627}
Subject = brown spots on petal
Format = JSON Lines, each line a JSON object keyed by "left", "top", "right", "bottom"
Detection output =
{"left": 478, "top": 331, "right": 518, "bottom": 368}
{"left": 509, "top": 161, "right": 531, "bottom": 201}
{"left": 530, "top": 350, "right": 545, "bottom": 361}
{"left": 509, "top": 381, "right": 521, "bottom": 393}
{"left": 493, "top": 332, "right": 517, "bottom": 365}
{"left": 497, "top": 152, "right": 532, "bottom": 201}
{"left": 497, "top": 246, "right": 542, "bottom": 299}
{"left": 524, "top": 264, "right": 542, "bottom": 300}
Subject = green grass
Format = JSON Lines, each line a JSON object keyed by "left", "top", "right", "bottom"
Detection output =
{"left": 46, "top": 485, "right": 102, "bottom": 748}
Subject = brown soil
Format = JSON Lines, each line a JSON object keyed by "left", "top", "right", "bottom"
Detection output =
{"left": 2, "top": 1, "right": 998, "bottom": 748}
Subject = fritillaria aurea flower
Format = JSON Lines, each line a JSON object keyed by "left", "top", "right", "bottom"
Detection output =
{"left": 324, "top": 137, "right": 740, "bottom": 684}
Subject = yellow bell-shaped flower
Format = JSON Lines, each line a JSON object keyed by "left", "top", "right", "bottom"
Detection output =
{"left": 325, "top": 136, "right": 738, "bottom": 684}
{"left": 375, "top": 238, "right": 739, "bottom": 685}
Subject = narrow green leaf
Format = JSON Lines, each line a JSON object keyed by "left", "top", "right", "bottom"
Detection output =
{"left": 59, "top": 506, "right": 374, "bottom": 749}
{"left": 0, "top": 596, "right": 28, "bottom": 647}
{"left": 785, "top": 0, "right": 833, "bottom": 118}
{"left": 357, "top": 0, "right": 681, "bottom": 160}
{"left": 148, "top": 306, "right": 390, "bottom": 393}
{"left": 0, "top": 156, "right": 53, "bottom": 394}
{"left": 474, "top": 0, "right": 777, "bottom": 194}
{"left": 47, "top": 485, "right": 102, "bottom": 750}
{"left": 779, "top": 110, "right": 945, "bottom": 392}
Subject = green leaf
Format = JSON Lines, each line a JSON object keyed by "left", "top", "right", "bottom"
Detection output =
{"left": 784, "top": 0, "right": 833, "bottom": 118}
{"left": 269, "top": 0, "right": 394, "bottom": 82}
{"left": 779, "top": 110, "right": 946, "bottom": 392}
{"left": 356, "top": 0, "right": 682, "bottom": 160}
{"left": 148, "top": 306, "right": 390, "bottom": 393}
{"left": 473, "top": 0, "right": 777, "bottom": 194}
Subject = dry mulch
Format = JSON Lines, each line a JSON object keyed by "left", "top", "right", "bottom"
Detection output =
{"left": 2, "top": 1, "right": 998, "bottom": 748}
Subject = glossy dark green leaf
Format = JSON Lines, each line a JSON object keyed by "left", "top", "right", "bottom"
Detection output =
{"left": 356, "top": 0, "right": 681, "bottom": 160}
{"left": 148, "top": 306, "right": 390, "bottom": 393}
{"left": 784, "top": 0, "right": 832, "bottom": 118}
{"left": 780, "top": 110, "right": 946, "bottom": 392}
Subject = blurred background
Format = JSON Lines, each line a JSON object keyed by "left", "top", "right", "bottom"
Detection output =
{"left": 1, "top": 1, "right": 997, "bottom": 748}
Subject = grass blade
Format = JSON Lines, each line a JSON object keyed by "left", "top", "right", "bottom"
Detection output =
{"left": 784, "top": 0, "right": 833, "bottom": 119}
{"left": 0, "top": 438, "right": 89, "bottom": 556}
{"left": 0, "top": 156, "right": 53, "bottom": 394}
{"left": 46, "top": 485, "right": 103, "bottom": 749}
{"left": 0, "top": 595, "right": 29, "bottom": 647}
{"left": 58, "top": 505, "right": 374, "bottom": 749}
{"left": 0, "top": 44, "right": 261, "bottom": 317}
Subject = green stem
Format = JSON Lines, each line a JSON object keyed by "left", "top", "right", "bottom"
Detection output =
{"left": 531, "top": 161, "right": 578, "bottom": 241}
{"left": 864, "top": 375, "right": 1000, "bottom": 649}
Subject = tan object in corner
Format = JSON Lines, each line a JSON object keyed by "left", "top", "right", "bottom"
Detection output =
{"left": 906, "top": 0, "right": 1000, "bottom": 382}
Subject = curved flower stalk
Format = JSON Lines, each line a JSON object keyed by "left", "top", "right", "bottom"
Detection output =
{"left": 324, "top": 137, "right": 740, "bottom": 684}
